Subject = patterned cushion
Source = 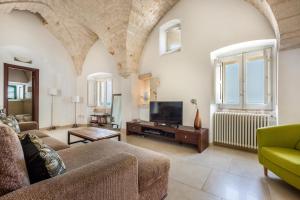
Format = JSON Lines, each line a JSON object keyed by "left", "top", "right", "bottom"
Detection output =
{"left": 0, "top": 124, "right": 30, "bottom": 196}
{"left": 0, "top": 115, "right": 20, "bottom": 134}
{"left": 0, "top": 111, "right": 5, "bottom": 119}
{"left": 19, "top": 133, "right": 66, "bottom": 184}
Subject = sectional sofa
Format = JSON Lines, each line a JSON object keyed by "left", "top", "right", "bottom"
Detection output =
{"left": 0, "top": 122, "right": 170, "bottom": 200}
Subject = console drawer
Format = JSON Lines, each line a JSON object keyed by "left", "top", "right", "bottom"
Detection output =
{"left": 176, "top": 131, "right": 198, "bottom": 145}
{"left": 127, "top": 123, "right": 142, "bottom": 133}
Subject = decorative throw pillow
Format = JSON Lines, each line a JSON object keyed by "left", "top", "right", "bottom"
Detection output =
{"left": 0, "top": 115, "right": 20, "bottom": 134}
{"left": 0, "top": 110, "right": 5, "bottom": 118}
{"left": 0, "top": 124, "right": 30, "bottom": 196}
{"left": 19, "top": 133, "right": 66, "bottom": 184}
{"left": 295, "top": 140, "right": 300, "bottom": 150}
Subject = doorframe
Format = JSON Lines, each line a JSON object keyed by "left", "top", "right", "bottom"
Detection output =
{"left": 3, "top": 63, "right": 39, "bottom": 124}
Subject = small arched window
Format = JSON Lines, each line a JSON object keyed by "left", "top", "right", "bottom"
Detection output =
{"left": 159, "top": 19, "right": 181, "bottom": 55}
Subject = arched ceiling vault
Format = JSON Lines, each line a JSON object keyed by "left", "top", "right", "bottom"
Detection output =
{"left": 247, "top": 0, "right": 300, "bottom": 50}
{"left": 0, "top": 0, "right": 299, "bottom": 78}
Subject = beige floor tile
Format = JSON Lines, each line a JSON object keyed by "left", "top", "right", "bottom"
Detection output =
{"left": 202, "top": 170, "right": 270, "bottom": 200}
{"left": 189, "top": 152, "right": 232, "bottom": 171}
{"left": 166, "top": 178, "right": 220, "bottom": 200}
{"left": 228, "top": 156, "right": 264, "bottom": 179}
{"left": 265, "top": 174, "right": 300, "bottom": 200}
{"left": 170, "top": 159, "right": 212, "bottom": 190}
{"left": 41, "top": 128, "right": 300, "bottom": 199}
{"left": 127, "top": 135, "right": 198, "bottom": 156}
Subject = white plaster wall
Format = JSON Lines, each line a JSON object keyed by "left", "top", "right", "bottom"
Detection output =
{"left": 139, "top": 0, "right": 275, "bottom": 140}
{"left": 278, "top": 48, "right": 300, "bottom": 124}
{"left": 76, "top": 40, "right": 125, "bottom": 125}
{"left": 76, "top": 40, "right": 139, "bottom": 128}
{"left": 0, "top": 11, "right": 77, "bottom": 128}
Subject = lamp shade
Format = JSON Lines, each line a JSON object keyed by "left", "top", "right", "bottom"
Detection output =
{"left": 48, "top": 88, "right": 58, "bottom": 96}
{"left": 72, "top": 96, "right": 81, "bottom": 103}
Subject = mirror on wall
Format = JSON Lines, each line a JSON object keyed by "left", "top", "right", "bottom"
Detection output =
{"left": 111, "top": 94, "right": 122, "bottom": 128}
{"left": 3, "top": 63, "right": 39, "bottom": 123}
{"left": 7, "top": 68, "right": 33, "bottom": 122}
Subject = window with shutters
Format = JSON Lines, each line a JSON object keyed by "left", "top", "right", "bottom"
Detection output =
{"left": 96, "top": 78, "right": 112, "bottom": 108}
{"left": 215, "top": 48, "right": 274, "bottom": 110}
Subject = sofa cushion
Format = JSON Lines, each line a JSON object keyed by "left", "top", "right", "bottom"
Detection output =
{"left": 19, "top": 121, "right": 39, "bottom": 132}
{"left": 21, "top": 129, "right": 49, "bottom": 138}
{"left": 19, "top": 134, "right": 66, "bottom": 184}
{"left": 261, "top": 147, "right": 300, "bottom": 176}
{"left": 0, "top": 124, "right": 30, "bottom": 196}
{"left": 0, "top": 111, "right": 5, "bottom": 118}
{"left": 58, "top": 140, "right": 170, "bottom": 192}
{"left": 0, "top": 115, "right": 21, "bottom": 133}
{"left": 42, "top": 136, "right": 70, "bottom": 151}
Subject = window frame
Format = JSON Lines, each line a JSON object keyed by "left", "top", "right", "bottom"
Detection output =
{"left": 8, "top": 85, "right": 17, "bottom": 99}
{"left": 96, "top": 78, "right": 113, "bottom": 108}
{"left": 216, "top": 47, "right": 274, "bottom": 111}
{"left": 221, "top": 55, "right": 243, "bottom": 109}
{"left": 159, "top": 19, "right": 182, "bottom": 55}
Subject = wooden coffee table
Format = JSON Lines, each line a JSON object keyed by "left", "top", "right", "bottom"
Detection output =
{"left": 68, "top": 127, "right": 121, "bottom": 145}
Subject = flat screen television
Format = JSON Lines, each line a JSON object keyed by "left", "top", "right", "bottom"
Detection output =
{"left": 150, "top": 101, "right": 183, "bottom": 125}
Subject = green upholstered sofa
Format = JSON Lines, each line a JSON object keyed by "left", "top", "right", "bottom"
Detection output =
{"left": 257, "top": 124, "right": 300, "bottom": 189}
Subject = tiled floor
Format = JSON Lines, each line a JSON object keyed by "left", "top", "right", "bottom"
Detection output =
{"left": 46, "top": 128, "right": 300, "bottom": 200}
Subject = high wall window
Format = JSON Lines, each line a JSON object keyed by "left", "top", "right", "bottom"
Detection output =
{"left": 215, "top": 48, "right": 273, "bottom": 110}
{"left": 96, "top": 79, "right": 112, "bottom": 108}
{"left": 159, "top": 19, "right": 181, "bottom": 55}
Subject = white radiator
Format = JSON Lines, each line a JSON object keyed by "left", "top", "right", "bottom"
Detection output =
{"left": 213, "top": 112, "right": 271, "bottom": 151}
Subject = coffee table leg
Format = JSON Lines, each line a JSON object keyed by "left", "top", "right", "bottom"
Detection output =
{"left": 118, "top": 135, "right": 121, "bottom": 141}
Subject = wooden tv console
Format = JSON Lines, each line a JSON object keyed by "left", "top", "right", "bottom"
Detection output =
{"left": 126, "top": 121, "right": 209, "bottom": 153}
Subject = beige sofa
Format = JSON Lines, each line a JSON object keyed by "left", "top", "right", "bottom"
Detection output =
{"left": 0, "top": 122, "right": 170, "bottom": 200}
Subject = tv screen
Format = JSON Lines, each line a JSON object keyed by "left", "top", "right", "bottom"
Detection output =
{"left": 150, "top": 101, "right": 183, "bottom": 125}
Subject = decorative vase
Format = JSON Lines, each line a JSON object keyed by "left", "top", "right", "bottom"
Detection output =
{"left": 194, "top": 109, "right": 201, "bottom": 130}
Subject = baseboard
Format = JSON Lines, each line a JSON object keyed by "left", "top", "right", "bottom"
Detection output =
{"left": 213, "top": 142, "right": 258, "bottom": 153}
{"left": 40, "top": 124, "right": 88, "bottom": 131}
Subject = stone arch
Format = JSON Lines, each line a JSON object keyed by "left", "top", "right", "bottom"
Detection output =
{"left": 0, "top": 1, "right": 98, "bottom": 75}
{"left": 0, "top": 0, "right": 298, "bottom": 77}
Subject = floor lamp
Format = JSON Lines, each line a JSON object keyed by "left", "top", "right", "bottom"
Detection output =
{"left": 72, "top": 96, "right": 81, "bottom": 128}
{"left": 48, "top": 88, "right": 58, "bottom": 130}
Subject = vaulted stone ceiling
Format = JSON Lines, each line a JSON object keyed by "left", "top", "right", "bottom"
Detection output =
{"left": 247, "top": 0, "right": 300, "bottom": 50}
{"left": 0, "top": 0, "right": 299, "bottom": 77}
{"left": 0, "top": 0, "right": 178, "bottom": 77}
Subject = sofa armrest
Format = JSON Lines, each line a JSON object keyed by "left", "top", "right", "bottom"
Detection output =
{"left": 0, "top": 153, "right": 138, "bottom": 200}
{"left": 19, "top": 121, "right": 39, "bottom": 132}
{"left": 257, "top": 124, "right": 300, "bottom": 149}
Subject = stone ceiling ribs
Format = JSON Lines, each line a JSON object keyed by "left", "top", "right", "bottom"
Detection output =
{"left": 246, "top": 0, "right": 300, "bottom": 51}
{"left": 0, "top": 0, "right": 299, "bottom": 77}
{"left": 0, "top": 0, "right": 98, "bottom": 75}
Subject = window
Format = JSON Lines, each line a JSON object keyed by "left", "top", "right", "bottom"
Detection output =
{"left": 215, "top": 48, "right": 273, "bottom": 110}
{"left": 224, "top": 61, "right": 241, "bottom": 105}
{"left": 166, "top": 25, "right": 181, "bottom": 52}
{"left": 160, "top": 19, "right": 181, "bottom": 55}
{"left": 8, "top": 85, "right": 17, "bottom": 99}
{"left": 96, "top": 79, "right": 112, "bottom": 108}
{"left": 17, "top": 85, "right": 25, "bottom": 99}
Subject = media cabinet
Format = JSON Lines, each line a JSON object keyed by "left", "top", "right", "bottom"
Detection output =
{"left": 126, "top": 121, "right": 209, "bottom": 153}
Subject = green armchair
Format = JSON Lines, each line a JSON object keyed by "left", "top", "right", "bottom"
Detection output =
{"left": 257, "top": 124, "right": 300, "bottom": 189}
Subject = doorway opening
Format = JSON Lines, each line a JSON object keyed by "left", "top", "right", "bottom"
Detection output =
{"left": 3, "top": 63, "right": 39, "bottom": 124}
